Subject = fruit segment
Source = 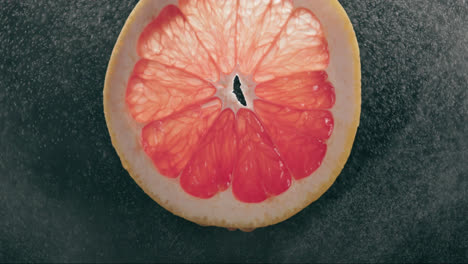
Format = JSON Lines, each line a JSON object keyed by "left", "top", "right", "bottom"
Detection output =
{"left": 236, "top": 0, "right": 293, "bottom": 74}
{"left": 254, "top": 8, "right": 329, "bottom": 82}
{"left": 126, "top": 60, "right": 216, "bottom": 123}
{"left": 255, "top": 71, "right": 335, "bottom": 110}
{"left": 141, "top": 99, "right": 222, "bottom": 178}
{"left": 179, "top": 0, "right": 237, "bottom": 74}
{"left": 234, "top": 109, "right": 292, "bottom": 203}
{"left": 137, "top": 5, "right": 219, "bottom": 81}
{"left": 180, "top": 110, "right": 237, "bottom": 199}
{"left": 254, "top": 101, "right": 333, "bottom": 179}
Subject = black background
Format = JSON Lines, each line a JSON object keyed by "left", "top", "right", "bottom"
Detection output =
{"left": 1, "top": 1, "right": 467, "bottom": 262}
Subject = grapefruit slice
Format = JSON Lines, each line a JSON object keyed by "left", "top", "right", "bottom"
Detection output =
{"left": 104, "top": 0, "right": 361, "bottom": 230}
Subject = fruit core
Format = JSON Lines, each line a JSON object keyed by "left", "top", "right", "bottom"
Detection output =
{"left": 214, "top": 70, "right": 257, "bottom": 112}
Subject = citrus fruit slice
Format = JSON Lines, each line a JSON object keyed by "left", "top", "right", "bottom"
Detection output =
{"left": 104, "top": 0, "right": 361, "bottom": 230}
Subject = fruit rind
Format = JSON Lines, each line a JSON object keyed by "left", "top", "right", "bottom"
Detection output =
{"left": 104, "top": 0, "right": 361, "bottom": 230}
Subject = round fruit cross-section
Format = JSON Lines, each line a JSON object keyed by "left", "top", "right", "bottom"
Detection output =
{"left": 104, "top": 0, "right": 361, "bottom": 229}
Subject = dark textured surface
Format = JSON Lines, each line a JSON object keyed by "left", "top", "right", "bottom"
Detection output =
{"left": 1, "top": 0, "right": 467, "bottom": 262}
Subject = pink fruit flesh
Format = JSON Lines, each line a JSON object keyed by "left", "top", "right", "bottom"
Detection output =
{"left": 179, "top": 0, "right": 237, "bottom": 74}
{"left": 236, "top": 0, "right": 294, "bottom": 74}
{"left": 180, "top": 109, "right": 237, "bottom": 199}
{"left": 126, "top": 59, "right": 216, "bottom": 123}
{"left": 126, "top": 2, "right": 336, "bottom": 202}
{"left": 234, "top": 109, "right": 292, "bottom": 203}
{"left": 137, "top": 5, "right": 219, "bottom": 81}
{"left": 141, "top": 99, "right": 221, "bottom": 178}
{"left": 254, "top": 100, "right": 333, "bottom": 179}
{"left": 254, "top": 8, "right": 329, "bottom": 82}
{"left": 255, "top": 71, "right": 335, "bottom": 110}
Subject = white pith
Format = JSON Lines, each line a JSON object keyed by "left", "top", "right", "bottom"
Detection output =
{"left": 104, "top": 0, "right": 361, "bottom": 228}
